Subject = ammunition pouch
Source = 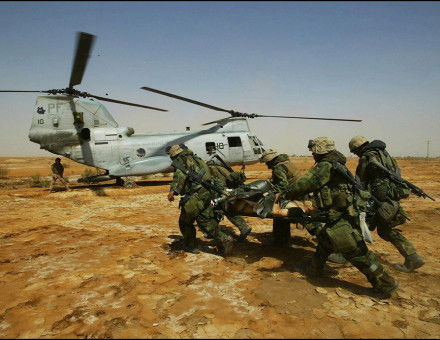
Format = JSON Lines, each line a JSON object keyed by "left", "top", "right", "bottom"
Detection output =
{"left": 315, "top": 185, "right": 333, "bottom": 209}
{"left": 375, "top": 200, "right": 399, "bottom": 225}
{"left": 390, "top": 182, "right": 410, "bottom": 200}
{"left": 372, "top": 178, "right": 410, "bottom": 202}
{"left": 325, "top": 221, "right": 363, "bottom": 253}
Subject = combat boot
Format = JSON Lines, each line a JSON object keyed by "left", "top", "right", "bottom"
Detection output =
{"left": 237, "top": 225, "right": 252, "bottom": 242}
{"left": 396, "top": 253, "right": 425, "bottom": 272}
{"left": 182, "top": 245, "right": 200, "bottom": 254}
{"left": 221, "top": 236, "right": 234, "bottom": 257}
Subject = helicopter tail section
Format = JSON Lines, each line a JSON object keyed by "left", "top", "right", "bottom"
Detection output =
{"left": 29, "top": 95, "right": 120, "bottom": 164}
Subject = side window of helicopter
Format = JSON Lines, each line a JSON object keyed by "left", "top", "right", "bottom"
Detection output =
{"left": 205, "top": 142, "right": 216, "bottom": 155}
{"left": 228, "top": 136, "right": 242, "bottom": 147}
{"left": 136, "top": 148, "right": 146, "bottom": 158}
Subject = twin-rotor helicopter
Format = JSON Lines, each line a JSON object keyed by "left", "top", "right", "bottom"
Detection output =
{"left": 1, "top": 32, "right": 361, "bottom": 186}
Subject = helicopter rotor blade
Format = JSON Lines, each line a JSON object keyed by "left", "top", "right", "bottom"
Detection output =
{"left": 251, "top": 114, "right": 362, "bottom": 122}
{"left": 0, "top": 90, "right": 46, "bottom": 93}
{"left": 202, "top": 118, "right": 235, "bottom": 126}
{"left": 88, "top": 93, "right": 168, "bottom": 112}
{"left": 141, "top": 86, "right": 230, "bottom": 113}
{"left": 142, "top": 86, "right": 362, "bottom": 122}
{"left": 69, "top": 32, "right": 95, "bottom": 89}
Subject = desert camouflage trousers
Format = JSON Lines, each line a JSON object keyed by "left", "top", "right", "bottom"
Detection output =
{"left": 314, "top": 217, "right": 397, "bottom": 292}
{"left": 50, "top": 174, "right": 69, "bottom": 190}
{"left": 226, "top": 215, "right": 250, "bottom": 234}
{"left": 178, "top": 189, "right": 230, "bottom": 249}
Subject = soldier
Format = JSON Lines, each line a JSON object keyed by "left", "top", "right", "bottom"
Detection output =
{"left": 282, "top": 137, "right": 399, "bottom": 298}
{"left": 260, "top": 150, "right": 301, "bottom": 247}
{"left": 206, "top": 159, "right": 252, "bottom": 241}
{"left": 49, "top": 157, "right": 70, "bottom": 192}
{"left": 349, "top": 136, "right": 425, "bottom": 272}
{"left": 166, "top": 144, "right": 234, "bottom": 256}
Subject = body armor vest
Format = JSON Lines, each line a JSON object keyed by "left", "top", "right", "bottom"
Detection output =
{"left": 179, "top": 155, "right": 212, "bottom": 195}
{"left": 360, "top": 149, "right": 409, "bottom": 201}
{"left": 313, "top": 161, "right": 358, "bottom": 220}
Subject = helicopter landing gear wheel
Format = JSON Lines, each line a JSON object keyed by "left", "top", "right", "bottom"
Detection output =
{"left": 123, "top": 180, "right": 137, "bottom": 188}
{"left": 115, "top": 177, "right": 137, "bottom": 188}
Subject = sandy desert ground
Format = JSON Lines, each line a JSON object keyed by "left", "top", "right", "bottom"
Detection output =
{"left": 0, "top": 156, "right": 439, "bottom": 339}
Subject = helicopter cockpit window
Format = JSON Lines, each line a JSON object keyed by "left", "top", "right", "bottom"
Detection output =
{"left": 248, "top": 135, "right": 262, "bottom": 154}
{"left": 248, "top": 135, "right": 259, "bottom": 146}
{"left": 205, "top": 142, "right": 216, "bottom": 155}
{"left": 228, "top": 136, "right": 242, "bottom": 147}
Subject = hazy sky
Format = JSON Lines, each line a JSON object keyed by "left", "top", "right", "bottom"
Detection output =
{"left": 0, "top": 1, "right": 439, "bottom": 157}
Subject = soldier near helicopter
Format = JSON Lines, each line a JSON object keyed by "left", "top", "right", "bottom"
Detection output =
{"left": 49, "top": 157, "right": 70, "bottom": 192}
{"left": 281, "top": 137, "right": 399, "bottom": 298}
{"left": 206, "top": 158, "right": 252, "bottom": 241}
{"left": 260, "top": 149, "right": 301, "bottom": 247}
{"left": 349, "top": 136, "right": 426, "bottom": 272}
{"left": 166, "top": 144, "right": 234, "bottom": 256}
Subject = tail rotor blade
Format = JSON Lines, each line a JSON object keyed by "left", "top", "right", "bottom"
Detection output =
{"left": 69, "top": 32, "right": 95, "bottom": 88}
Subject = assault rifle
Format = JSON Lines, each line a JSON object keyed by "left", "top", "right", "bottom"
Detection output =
{"left": 368, "top": 157, "right": 435, "bottom": 201}
{"left": 331, "top": 160, "right": 376, "bottom": 242}
{"left": 332, "top": 160, "right": 410, "bottom": 224}
{"left": 212, "top": 154, "right": 234, "bottom": 173}
{"left": 171, "top": 159, "right": 225, "bottom": 196}
{"left": 332, "top": 161, "right": 379, "bottom": 204}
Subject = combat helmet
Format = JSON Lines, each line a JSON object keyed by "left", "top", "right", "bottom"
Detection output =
{"left": 308, "top": 137, "right": 335, "bottom": 155}
{"left": 260, "top": 149, "right": 279, "bottom": 163}
{"left": 349, "top": 136, "right": 369, "bottom": 153}
{"left": 166, "top": 144, "right": 185, "bottom": 158}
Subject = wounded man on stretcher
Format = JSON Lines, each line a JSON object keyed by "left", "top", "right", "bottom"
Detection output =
{"left": 211, "top": 179, "right": 322, "bottom": 223}
{"left": 170, "top": 158, "right": 322, "bottom": 224}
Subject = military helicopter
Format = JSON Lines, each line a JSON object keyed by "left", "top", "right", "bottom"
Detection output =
{"left": 1, "top": 32, "right": 361, "bottom": 187}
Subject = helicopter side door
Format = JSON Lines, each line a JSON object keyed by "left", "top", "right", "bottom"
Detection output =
{"left": 227, "top": 136, "right": 244, "bottom": 163}
{"left": 92, "top": 129, "right": 116, "bottom": 169}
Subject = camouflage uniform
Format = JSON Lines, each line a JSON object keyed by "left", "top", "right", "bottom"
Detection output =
{"left": 207, "top": 162, "right": 252, "bottom": 240}
{"left": 282, "top": 137, "right": 398, "bottom": 297}
{"left": 350, "top": 137, "right": 425, "bottom": 272}
{"left": 50, "top": 158, "right": 70, "bottom": 191}
{"left": 168, "top": 146, "right": 233, "bottom": 255}
{"left": 261, "top": 151, "right": 301, "bottom": 247}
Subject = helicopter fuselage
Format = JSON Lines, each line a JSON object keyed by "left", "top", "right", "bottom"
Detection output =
{"left": 29, "top": 96, "right": 265, "bottom": 177}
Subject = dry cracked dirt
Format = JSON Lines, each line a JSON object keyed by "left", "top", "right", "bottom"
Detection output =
{"left": 0, "top": 156, "right": 439, "bottom": 339}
